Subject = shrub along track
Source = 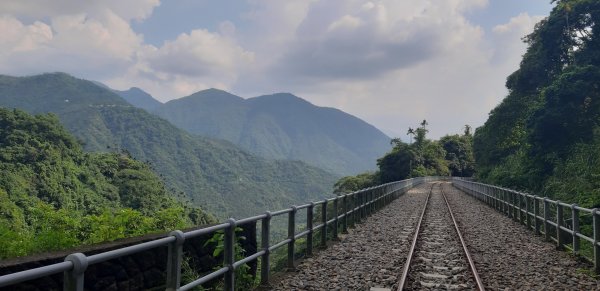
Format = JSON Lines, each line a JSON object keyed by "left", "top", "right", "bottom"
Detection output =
{"left": 443, "top": 182, "right": 600, "bottom": 290}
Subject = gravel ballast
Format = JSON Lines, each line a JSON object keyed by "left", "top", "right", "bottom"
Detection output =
{"left": 443, "top": 182, "right": 600, "bottom": 290}
{"left": 270, "top": 182, "right": 600, "bottom": 290}
{"left": 271, "top": 183, "right": 432, "bottom": 290}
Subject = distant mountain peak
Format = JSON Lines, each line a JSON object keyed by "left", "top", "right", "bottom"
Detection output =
{"left": 169, "top": 88, "right": 244, "bottom": 105}
{"left": 156, "top": 89, "right": 391, "bottom": 175}
{"left": 249, "top": 92, "right": 314, "bottom": 107}
{"left": 113, "top": 86, "right": 162, "bottom": 112}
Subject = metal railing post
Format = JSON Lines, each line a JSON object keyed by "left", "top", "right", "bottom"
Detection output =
{"left": 260, "top": 212, "right": 271, "bottom": 287}
{"left": 526, "top": 195, "right": 531, "bottom": 230}
{"left": 518, "top": 193, "right": 524, "bottom": 224}
{"left": 534, "top": 196, "right": 540, "bottom": 235}
{"left": 342, "top": 195, "right": 348, "bottom": 234}
{"left": 504, "top": 189, "right": 508, "bottom": 216}
{"left": 166, "top": 230, "right": 185, "bottom": 291}
{"left": 321, "top": 202, "right": 328, "bottom": 249}
{"left": 544, "top": 198, "right": 550, "bottom": 241}
{"left": 513, "top": 192, "right": 518, "bottom": 221}
{"left": 572, "top": 204, "right": 580, "bottom": 255}
{"left": 287, "top": 206, "right": 297, "bottom": 271}
{"left": 557, "top": 202, "right": 564, "bottom": 250}
{"left": 333, "top": 198, "right": 339, "bottom": 240}
{"left": 361, "top": 191, "right": 366, "bottom": 219}
{"left": 366, "top": 190, "right": 371, "bottom": 216}
{"left": 593, "top": 209, "right": 600, "bottom": 274}
{"left": 493, "top": 187, "right": 497, "bottom": 210}
{"left": 350, "top": 193, "right": 356, "bottom": 226}
{"left": 306, "top": 205, "right": 314, "bottom": 257}
{"left": 224, "top": 218, "right": 236, "bottom": 291}
{"left": 64, "top": 253, "right": 88, "bottom": 291}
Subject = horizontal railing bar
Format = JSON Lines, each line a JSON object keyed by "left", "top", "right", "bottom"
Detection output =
{"left": 88, "top": 236, "right": 175, "bottom": 264}
{"left": 185, "top": 223, "right": 230, "bottom": 239}
{"left": 313, "top": 224, "right": 324, "bottom": 231}
{"left": 271, "top": 208, "right": 293, "bottom": 216}
{"left": 575, "top": 206, "right": 593, "bottom": 213}
{"left": 233, "top": 250, "right": 265, "bottom": 269}
{"left": 269, "top": 239, "right": 292, "bottom": 252}
{"left": 577, "top": 233, "right": 594, "bottom": 243}
{"left": 296, "top": 203, "right": 311, "bottom": 210}
{"left": 180, "top": 267, "right": 228, "bottom": 291}
{"left": 295, "top": 230, "right": 310, "bottom": 240}
{"left": 236, "top": 214, "right": 266, "bottom": 225}
{"left": 0, "top": 261, "right": 72, "bottom": 287}
{"left": 559, "top": 226, "right": 571, "bottom": 233}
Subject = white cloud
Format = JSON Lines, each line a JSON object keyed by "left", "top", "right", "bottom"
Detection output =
{"left": 147, "top": 29, "right": 254, "bottom": 78}
{"left": 232, "top": 0, "right": 544, "bottom": 139}
{"left": 0, "top": 0, "right": 550, "bottom": 139}
{"left": 0, "top": 11, "right": 144, "bottom": 78}
{"left": 0, "top": 0, "right": 159, "bottom": 21}
{"left": 50, "top": 12, "right": 142, "bottom": 60}
{"left": 257, "top": 0, "right": 488, "bottom": 82}
{"left": 0, "top": 16, "right": 52, "bottom": 53}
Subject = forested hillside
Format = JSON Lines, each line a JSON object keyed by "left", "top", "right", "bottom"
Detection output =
{"left": 155, "top": 89, "right": 391, "bottom": 175}
{"left": 0, "top": 109, "right": 214, "bottom": 259}
{"left": 473, "top": 0, "right": 600, "bottom": 207}
{"left": 0, "top": 73, "right": 338, "bottom": 219}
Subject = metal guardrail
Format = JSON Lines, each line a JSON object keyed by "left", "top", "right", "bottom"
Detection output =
{"left": 452, "top": 178, "right": 600, "bottom": 274}
{"left": 0, "top": 177, "right": 437, "bottom": 291}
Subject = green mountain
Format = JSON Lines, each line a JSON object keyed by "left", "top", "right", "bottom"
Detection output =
{"left": 114, "top": 87, "right": 163, "bottom": 112}
{"left": 154, "top": 89, "right": 391, "bottom": 175}
{"left": 473, "top": 0, "right": 600, "bottom": 207}
{"left": 0, "top": 108, "right": 214, "bottom": 258}
{"left": 0, "top": 73, "right": 337, "bottom": 219}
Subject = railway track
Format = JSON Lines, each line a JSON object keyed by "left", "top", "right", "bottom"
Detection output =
{"left": 396, "top": 182, "right": 484, "bottom": 290}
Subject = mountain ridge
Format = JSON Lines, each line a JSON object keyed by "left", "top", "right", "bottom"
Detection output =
{"left": 0, "top": 73, "right": 338, "bottom": 219}
{"left": 155, "top": 89, "right": 391, "bottom": 175}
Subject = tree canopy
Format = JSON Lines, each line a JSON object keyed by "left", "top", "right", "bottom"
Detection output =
{"left": 473, "top": 0, "right": 600, "bottom": 207}
{"left": 0, "top": 108, "right": 215, "bottom": 259}
{"left": 334, "top": 121, "right": 474, "bottom": 193}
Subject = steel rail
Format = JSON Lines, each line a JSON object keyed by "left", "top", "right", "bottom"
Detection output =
{"left": 440, "top": 183, "right": 485, "bottom": 291}
{"left": 397, "top": 183, "right": 435, "bottom": 289}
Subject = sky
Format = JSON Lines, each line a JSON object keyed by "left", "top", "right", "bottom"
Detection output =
{"left": 0, "top": 0, "right": 554, "bottom": 139}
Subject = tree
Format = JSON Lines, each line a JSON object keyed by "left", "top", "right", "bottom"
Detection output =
{"left": 406, "top": 127, "right": 415, "bottom": 144}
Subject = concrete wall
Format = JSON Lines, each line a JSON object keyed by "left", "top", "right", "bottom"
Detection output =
{"left": 0, "top": 222, "right": 257, "bottom": 291}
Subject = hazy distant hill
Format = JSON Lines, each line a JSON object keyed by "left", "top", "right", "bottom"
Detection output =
{"left": 0, "top": 73, "right": 338, "bottom": 218}
{"left": 155, "top": 89, "right": 391, "bottom": 175}
{"left": 114, "top": 87, "right": 162, "bottom": 112}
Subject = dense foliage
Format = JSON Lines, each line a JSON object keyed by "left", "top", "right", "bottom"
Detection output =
{"left": 155, "top": 89, "right": 391, "bottom": 175}
{"left": 473, "top": 0, "right": 600, "bottom": 207}
{"left": 0, "top": 73, "right": 338, "bottom": 219}
{"left": 0, "top": 109, "right": 214, "bottom": 259}
{"left": 334, "top": 121, "right": 474, "bottom": 193}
